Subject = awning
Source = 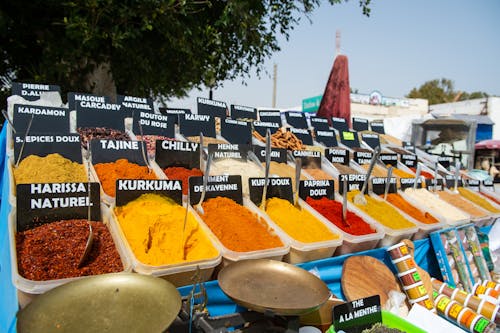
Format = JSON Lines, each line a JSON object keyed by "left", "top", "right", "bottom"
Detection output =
{"left": 475, "top": 140, "right": 500, "bottom": 149}
{"left": 449, "top": 114, "right": 495, "bottom": 125}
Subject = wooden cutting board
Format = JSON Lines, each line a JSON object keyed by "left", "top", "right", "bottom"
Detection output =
{"left": 342, "top": 255, "right": 402, "bottom": 308}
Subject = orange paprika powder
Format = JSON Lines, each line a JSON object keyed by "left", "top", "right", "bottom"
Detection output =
{"left": 93, "top": 159, "right": 157, "bottom": 197}
{"left": 383, "top": 193, "right": 439, "bottom": 224}
{"left": 200, "top": 197, "right": 283, "bottom": 252}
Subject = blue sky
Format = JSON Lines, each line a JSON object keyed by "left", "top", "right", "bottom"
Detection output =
{"left": 168, "top": 0, "right": 500, "bottom": 110}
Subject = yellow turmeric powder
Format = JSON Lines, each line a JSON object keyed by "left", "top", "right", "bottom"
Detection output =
{"left": 263, "top": 161, "right": 307, "bottom": 190}
{"left": 264, "top": 197, "right": 339, "bottom": 243}
{"left": 14, "top": 153, "right": 88, "bottom": 184}
{"left": 347, "top": 190, "right": 416, "bottom": 230}
{"left": 457, "top": 188, "right": 500, "bottom": 213}
{"left": 114, "top": 193, "right": 219, "bottom": 265}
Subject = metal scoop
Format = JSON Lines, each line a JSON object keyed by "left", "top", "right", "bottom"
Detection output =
{"left": 341, "top": 178, "right": 350, "bottom": 227}
{"left": 353, "top": 146, "right": 381, "bottom": 205}
{"left": 260, "top": 129, "right": 271, "bottom": 210}
{"left": 413, "top": 164, "right": 422, "bottom": 190}
{"left": 294, "top": 157, "right": 302, "bottom": 209}
{"left": 137, "top": 119, "right": 152, "bottom": 173}
{"left": 383, "top": 166, "right": 393, "bottom": 201}
{"left": 1, "top": 109, "right": 16, "bottom": 133}
{"left": 433, "top": 162, "right": 439, "bottom": 193}
{"left": 78, "top": 179, "right": 94, "bottom": 268}
{"left": 181, "top": 188, "right": 190, "bottom": 260}
{"left": 15, "top": 114, "right": 34, "bottom": 167}
{"left": 195, "top": 152, "right": 212, "bottom": 215}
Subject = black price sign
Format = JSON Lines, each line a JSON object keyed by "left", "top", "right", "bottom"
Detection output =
{"left": 361, "top": 133, "right": 380, "bottom": 150}
{"left": 197, "top": 97, "right": 227, "bottom": 119}
{"left": 16, "top": 182, "right": 101, "bottom": 232}
{"left": 333, "top": 295, "right": 382, "bottom": 333}
{"left": 371, "top": 177, "right": 397, "bottom": 195}
{"left": 90, "top": 140, "right": 147, "bottom": 165}
{"left": 155, "top": 140, "right": 200, "bottom": 169}
{"left": 325, "top": 148, "right": 349, "bottom": 165}
{"left": 338, "top": 174, "right": 367, "bottom": 195}
{"left": 401, "top": 153, "right": 417, "bottom": 168}
{"left": 289, "top": 127, "right": 313, "bottom": 145}
{"left": 425, "top": 178, "right": 444, "bottom": 191}
{"left": 68, "top": 92, "right": 111, "bottom": 111}
{"left": 117, "top": 94, "right": 154, "bottom": 113}
{"left": 76, "top": 108, "right": 129, "bottom": 130}
{"left": 230, "top": 104, "right": 257, "bottom": 120}
{"left": 403, "top": 141, "right": 416, "bottom": 153}
{"left": 370, "top": 122, "right": 385, "bottom": 134}
{"left": 75, "top": 99, "right": 121, "bottom": 113}
{"left": 310, "top": 116, "right": 330, "bottom": 132}
{"left": 445, "top": 175, "right": 463, "bottom": 188}
{"left": 437, "top": 156, "right": 453, "bottom": 169}
{"left": 132, "top": 112, "right": 175, "bottom": 137}
{"left": 208, "top": 143, "right": 250, "bottom": 162}
{"left": 379, "top": 153, "right": 398, "bottom": 167}
{"left": 315, "top": 129, "right": 338, "bottom": 147}
{"left": 258, "top": 110, "right": 282, "bottom": 125}
{"left": 331, "top": 117, "right": 349, "bottom": 132}
{"left": 482, "top": 180, "right": 495, "bottom": 190}
{"left": 248, "top": 177, "right": 293, "bottom": 206}
{"left": 115, "top": 179, "right": 182, "bottom": 207}
{"left": 14, "top": 134, "right": 82, "bottom": 163}
{"left": 299, "top": 180, "right": 334, "bottom": 200}
{"left": 189, "top": 175, "right": 243, "bottom": 205}
{"left": 221, "top": 118, "right": 252, "bottom": 144}
{"left": 284, "top": 111, "right": 308, "bottom": 129}
{"left": 179, "top": 113, "right": 216, "bottom": 137}
{"left": 340, "top": 131, "right": 360, "bottom": 148}
{"left": 400, "top": 177, "right": 423, "bottom": 190}
{"left": 12, "top": 82, "right": 61, "bottom": 101}
{"left": 352, "top": 117, "right": 369, "bottom": 132}
{"left": 253, "top": 121, "right": 280, "bottom": 137}
{"left": 13, "top": 104, "right": 69, "bottom": 134}
{"left": 292, "top": 150, "right": 321, "bottom": 169}
{"left": 466, "top": 179, "right": 480, "bottom": 189}
{"left": 354, "top": 150, "right": 373, "bottom": 165}
{"left": 158, "top": 108, "right": 191, "bottom": 124}
{"left": 253, "top": 147, "right": 287, "bottom": 163}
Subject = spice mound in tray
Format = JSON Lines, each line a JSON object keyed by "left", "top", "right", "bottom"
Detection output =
{"left": 136, "top": 135, "right": 174, "bottom": 159}
{"left": 14, "top": 153, "right": 88, "bottom": 184}
{"left": 409, "top": 167, "right": 434, "bottom": 179}
{"left": 264, "top": 197, "right": 339, "bottom": 243}
{"left": 383, "top": 193, "right": 438, "bottom": 224}
{"left": 200, "top": 196, "right": 283, "bottom": 252}
{"left": 264, "top": 161, "right": 307, "bottom": 189}
{"left": 114, "top": 193, "right": 218, "bottom": 265}
{"left": 404, "top": 188, "right": 469, "bottom": 221}
{"left": 210, "top": 159, "right": 263, "bottom": 194}
{"left": 347, "top": 190, "right": 416, "bottom": 230}
{"left": 77, "top": 127, "right": 130, "bottom": 149}
{"left": 186, "top": 136, "right": 227, "bottom": 146}
{"left": 305, "top": 197, "right": 376, "bottom": 235}
{"left": 304, "top": 167, "right": 333, "bottom": 181}
{"left": 93, "top": 159, "right": 157, "bottom": 197}
{"left": 163, "top": 166, "right": 203, "bottom": 195}
{"left": 457, "top": 187, "right": 500, "bottom": 213}
{"left": 16, "top": 220, "right": 123, "bottom": 281}
{"left": 436, "top": 190, "right": 489, "bottom": 218}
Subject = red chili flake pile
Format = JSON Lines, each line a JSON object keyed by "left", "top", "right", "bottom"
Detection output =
{"left": 16, "top": 219, "right": 123, "bottom": 281}
{"left": 163, "top": 166, "right": 203, "bottom": 195}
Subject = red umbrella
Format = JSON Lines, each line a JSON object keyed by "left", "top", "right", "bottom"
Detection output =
{"left": 316, "top": 54, "right": 351, "bottom": 127}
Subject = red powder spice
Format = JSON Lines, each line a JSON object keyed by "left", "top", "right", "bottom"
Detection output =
{"left": 479, "top": 191, "right": 500, "bottom": 205}
{"left": 305, "top": 197, "right": 376, "bottom": 236}
{"left": 409, "top": 167, "right": 434, "bottom": 179}
{"left": 163, "top": 166, "right": 203, "bottom": 195}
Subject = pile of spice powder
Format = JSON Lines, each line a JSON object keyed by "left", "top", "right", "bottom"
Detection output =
{"left": 210, "top": 159, "right": 264, "bottom": 194}
{"left": 305, "top": 197, "right": 376, "bottom": 235}
{"left": 114, "top": 193, "right": 218, "bottom": 265}
{"left": 200, "top": 197, "right": 283, "bottom": 252}
{"left": 457, "top": 188, "right": 500, "bottom": 213}
{"left": 304, "top": 167, "right": 334, "bottom": 181}
{"left": 264, "top": 161, "right": 307, "bottom": 189}
{"left": 389, "top": 167, "right": 414, "bottom": 179}
{"left": 347, "top": 190, "right": 416, "bottom": 230}
{"left": 479, "top": 191, "right": 500, "bottom": 205}
{"left": 163, "top": 166, "right": 203, "bottom": 195}
{"left": 16, "top": 220, "right": 123, "bottom": 281}
{"left": 383, "top": 193, "right": 438, "bottom": 224}
{"left": 404, "top": 188, "right": 469, "bottom": 221}
{"left": 436, "top": 190, "right": 489, "bottom": 218}
{"left": 264, "top": 197, "right": 339, "bottom": 243}
{"left": 409, "top": 167, "right": 434, "bottom": 179}
{"left": 362, "top": 164, "right": 388, "bottom": 177}
{"left": 77, "top": 127, "right": 130, "bottom": 149}
{"left": 14, "top": 153, "right": 88, "bottom": 184}
{"left": 93, "top": 158, "right": 157, "bottom": 197}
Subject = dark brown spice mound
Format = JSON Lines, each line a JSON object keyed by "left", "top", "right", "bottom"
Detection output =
{"left": 16, "top": 219, "right": 123, "bottom": 281}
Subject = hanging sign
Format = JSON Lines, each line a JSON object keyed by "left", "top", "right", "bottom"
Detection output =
{"left": 315, "top": 129, "right": 338, "bottom": 147}
{"left": 13, "top": 104, "right": 69, "bottom": 134}
{"left": 352, "top": 117, "right": 369, "bottom": 132}
{"left": 155, "top": 140, "right": 200, "bottom": 169}
{"left": 331, "top": 117, "right": 349, "bottom": 132}
{"left": 230, "top": 104, "right": 257, "bottom": 120}
{"left": 208, "top": 143, "right": 250, "bottom": 162}
{"left": 401, "top": 153, "right": 417, "bottom": 168}
{"left": 289, "top": 127, "right": 313, "bottom": 145}
{"left": 248, "top": 177, "right": 293, "bottom": 206}
{"left": 291, "top": 150, "right": 321, "bottom": 169}
{"left": 258, "top": 110, "right": 282, "bottom": 125}
{"left": 310, "top": 116, "right": 330, "bottom": 132}
{"left": 221, "top": 118, "right": 252, "bottom": 144}
{"left": 299, "top": 180, "right": 335, "bottom": 200}
{"left": 90, "top": 139, "right": 147, "bottom": 165}
{"left": 68, "top": 92, "right": 111, "bottom": 112}
{"left": 338, "top": 174, "right": 367, "bottom": 195}
{"left": 158, "top": 108, "right": 191, "bottom": 124}
{"left": 353, "top": 150, "right": 373, "bottom": 165}
{"left": 253, "top": 147, "right": 287, "bottom": 163}
{"left": 370, "top": 122, "right": 385, "bottom": 134}
{"left": 371, "top": 177, "right": 397, "bottom": 195}
{"left": 115, "top": 179, "right": 182, "bottom": 207}
{"left": 132, "top": 112, "right": 175, "bottom": 137}
{"left": 178, "top": 113, "right": 216, "bottom": 138}
{"left": 117, "top": 94, "right": 154, "bottom": 113}
{"left": 340, "top": 130, "right": 360, "bottom": 148}
{"left": 14, "top": 134, "right": 82, "bottom": 164}
{"left": 253, "top": 121, "right": 280, "bottom": 137}
{"left": 325, "top": 148, "right": 349, "bottom": 165}
{"left": 361, "top": 133, "right": 380, "bottom": 150}
{"left": 189, "top": 175, "right": 243, "bottom": 205}
{"left": 379, "top": 153, "right": 398, "bottom": 167}
{"left": 400, "top": 177, "right": 423, "bottom": 190}
{"left": 284, "top": 111, "right": 308, "bottom": 129}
